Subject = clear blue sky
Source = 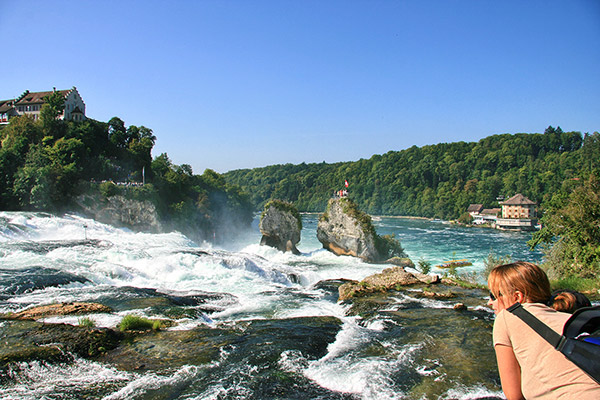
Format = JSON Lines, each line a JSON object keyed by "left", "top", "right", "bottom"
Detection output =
{"left": 1, "top": 1, "right": 599, "bottom": 173}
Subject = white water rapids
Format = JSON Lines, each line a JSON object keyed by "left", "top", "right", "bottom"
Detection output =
{"left": 0, "top": 211, "right": 514, "bottom": 399}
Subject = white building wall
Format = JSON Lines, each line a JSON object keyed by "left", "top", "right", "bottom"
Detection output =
{"left": 63, "top": 88, "right": 86, "bottom": 121}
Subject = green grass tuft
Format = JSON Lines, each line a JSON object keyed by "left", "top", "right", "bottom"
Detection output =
{"left": 118, "top": 314, "right": 163, "bottom": 332}
{"left": 78, "top": 316, "right": 96, "bottom": 328}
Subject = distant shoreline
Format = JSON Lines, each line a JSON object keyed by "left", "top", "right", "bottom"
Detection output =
{"left": 300, "top": 212, "right": 431, "bottom": 221}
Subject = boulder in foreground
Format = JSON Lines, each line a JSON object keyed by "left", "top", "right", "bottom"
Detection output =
{"left": 2, "top": 302, "right": 112, "bottom": 320}
{"left": 338, "top": 266, "right": 439, "bottom": 301}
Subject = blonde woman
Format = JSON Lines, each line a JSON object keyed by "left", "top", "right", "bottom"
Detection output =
{"left": 488, "top": 261, "right": 599, "bottom": 399}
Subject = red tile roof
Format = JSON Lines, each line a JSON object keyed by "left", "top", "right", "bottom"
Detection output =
{"left": 467, "top": 204, "right": 483, "bottom": 213}
{"left": 16, "top": 90, "right": 69, "bottom": 105}
{"left": 501, "top": 194, "right": 536, "bottom": 205}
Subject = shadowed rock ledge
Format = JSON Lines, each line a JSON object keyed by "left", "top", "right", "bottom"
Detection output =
{"left": 76, "top": 193, "right": 161, "bottom": 232}
{"left": 259, "top": 200, "right": 302, "bottom": 254}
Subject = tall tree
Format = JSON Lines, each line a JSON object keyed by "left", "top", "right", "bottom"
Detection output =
{"left": 529, "top": 174, "right": 600, "bottom": 279}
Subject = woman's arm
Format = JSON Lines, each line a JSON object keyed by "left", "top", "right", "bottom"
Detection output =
{"left": 495, "top": 344, "right": 525, "bottom": 400}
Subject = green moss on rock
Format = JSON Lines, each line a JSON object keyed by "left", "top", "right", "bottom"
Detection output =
{"left": 262, "top": 199, "right": 302, "bottom": 231}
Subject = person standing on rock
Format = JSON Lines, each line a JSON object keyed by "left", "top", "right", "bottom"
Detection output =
{"left": 487, "top": 262, "right": 600, "bottom": 400}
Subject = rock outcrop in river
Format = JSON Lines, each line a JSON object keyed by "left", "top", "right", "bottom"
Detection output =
{"left": 76, "top": 193, "right": 161, "bottom": 232}
{"left": 4, "top": 302, "right": 112, "bottom": 320}
{"left": 338, "top": 266, "right": 439, "bottom": 301}
{"left": 317, "top": 197, "right": 410, "bottom": 264}
{"left": 259, "top": 200, "right": 302, "bottom": 254}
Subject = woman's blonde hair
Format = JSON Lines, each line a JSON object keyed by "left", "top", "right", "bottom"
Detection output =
{"left": 552, "top": 291, "right": 578, "bottom": 313}
{"left": 488, "top": 261, "right": 551, "bottom": 304}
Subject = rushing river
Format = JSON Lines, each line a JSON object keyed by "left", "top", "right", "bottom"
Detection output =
{"left": 0, "top": 212, "right": 543, "bottom": 399}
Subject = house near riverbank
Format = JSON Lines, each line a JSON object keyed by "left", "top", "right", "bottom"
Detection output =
{"left": 467, "top": 204, "right": 483, "bottom": 217}
{"left": 473, "top": 208, "right": 500, "bottom": 225}
{"left": 467, "top": 194, "right": 537, "bottom": 231}
{"left": 0, "top": 87, "right": 86, "bottom": 124}
{"left": 495, "top": 193, "right": 538, "bottom": 231}
{"left": 468, "top": 203, "right": 500, "bottom": 225}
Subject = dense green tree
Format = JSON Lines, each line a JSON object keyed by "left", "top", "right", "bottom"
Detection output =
{"left": 108, "top": 117, "right": 127, "bottom": 149}
{"left": 529, "top": 174, "right": 600, "bottom": 279}
{"left": 0, "top": 113, "right": 253, "bottom": 241}
{"left": 40, "top": 91, "right": 68, "bottom": 139}
{"left": 225, "top": 128, "right": 599, "bottom": 222}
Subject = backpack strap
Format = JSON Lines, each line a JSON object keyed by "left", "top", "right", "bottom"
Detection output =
{"left": 507, "top": 302, "right": 565, "bottom": 349}
{"left": 507, "top": 303, "right": 600, "bottom": 385}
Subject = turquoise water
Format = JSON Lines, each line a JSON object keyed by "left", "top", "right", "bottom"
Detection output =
{"left": 374, "top": 217, "right": 543, "bottom": 273}
{"left": 248, "top": 213, "right": 543, "bottom": 277}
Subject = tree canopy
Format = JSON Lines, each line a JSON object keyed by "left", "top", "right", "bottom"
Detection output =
{"left": 225, "top": 127, "right": 599, "bottom": 221}
{"left": 0, "top": 113, "right": 252, "bottom": 241}
{"left": 529, "top": 174, "right": 600, "bottom": 279}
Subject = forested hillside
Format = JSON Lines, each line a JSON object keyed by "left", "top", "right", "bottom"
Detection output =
{"left": 0, "top": 94, "right": 253, "bottom": 240}
{"left": 225, "top": 126, "right": 600, "bottom": 219}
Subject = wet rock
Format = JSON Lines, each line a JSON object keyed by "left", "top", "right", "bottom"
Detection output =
{"left": 453, "top": 303, "right": 467, "bottom": 311}
{"left": 0, "top": 321, "right": 71, "bottom": 384}
{"left": 0, "top": 239, "right": 106, "bottom": 255}
{"left": 421, "top": 290, "right": 456, "bottom": 299}
{"left": 385, "top": 256, "right": 416, "bottom": 268}
{"left": 76, "top": 193, "right": 161, "bottom": 232}
{"left": 25, "top": 322, "right": 123, "bottom": 358}
{"left": 259, "top": 200, "right": 302, "bottom": 254}
{"left": 2, "top": 302, "right": 112, "bottom": 320}
{"left": 338, "top": 267, "right": 440, "bottom": 301}
{"left": 100, "top": 316, "right": 342, "bottom": 371}
{"left": 345, "top": 292, "right": 399, "bottom": 317}
{"left": 0, "top": 266, "right": 90, "bottom": 295}
{"left": 317, "top": 198, "right": 409, "bottom": 263}
{"left": 0, "top": 319, "right": 123, "bottom": 382}
{"left": 312, "top": 279, "right": 356, "bottom": 302}
{"left": 90, "top": 286, "right": 239, "bottom": 315}
{"left": 312, "top": 279, "right": 355, "bottom": 292}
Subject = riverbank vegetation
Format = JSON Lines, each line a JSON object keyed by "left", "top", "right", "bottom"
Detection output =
{"left": 0, "top": 99, "right": 253, "bottom": 239}
{"left": 529, "top": 174, "right": 600, "bottom": 284}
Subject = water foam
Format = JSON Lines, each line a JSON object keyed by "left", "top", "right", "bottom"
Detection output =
{"left": 299, "top": 318, "right": 419, "bottom": 399}
{"left": 0, "top": 357, "right": 131, "bottom": 400}
{"left": 103, "top": 365, "right": 205, "bottom": 399}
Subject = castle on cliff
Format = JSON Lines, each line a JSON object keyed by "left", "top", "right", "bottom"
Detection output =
{"left": 0, "top": 87, "right": 86, "bottom": 124}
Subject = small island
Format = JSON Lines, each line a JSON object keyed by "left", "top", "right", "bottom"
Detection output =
{"left": 259, "top": 199, "right": 302, "bottom": 254}
{"left": 317, "top": 197, "right": 411, "bottom": 265}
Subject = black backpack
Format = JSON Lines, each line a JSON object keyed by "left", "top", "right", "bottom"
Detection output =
{"left": 507, "top": 302, "right": 600, "bottom": 385}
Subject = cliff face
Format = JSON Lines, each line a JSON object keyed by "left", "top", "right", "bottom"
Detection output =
{"left": 259, "top": 200, "right": 301, "bottom": 254}
{"left": 76, "top": 194, "right": 161, "bottom": 232}
{"left": 317, "top": 198, "right": 380, "bottom": 262}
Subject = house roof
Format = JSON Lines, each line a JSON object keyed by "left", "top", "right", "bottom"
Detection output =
{"left": 467, "top": 204, "right": 483, "bottom": 213}
{"left": 0, "top": 100, "right": 14, "bottom": 113}
{"left": 501, "top": 194, "right": 536, "bottom": 205}
{"left": 15, "top": 90, "right": 69, "bottom": 105}
{"left": 481, "top": 208, "right": 500, "bottom": 215}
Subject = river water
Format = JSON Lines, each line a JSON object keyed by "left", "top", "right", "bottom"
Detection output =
{"left": 0, "top": 212, "right": 543, "bottom": 399}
